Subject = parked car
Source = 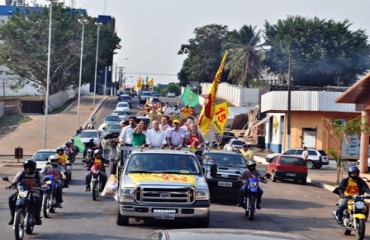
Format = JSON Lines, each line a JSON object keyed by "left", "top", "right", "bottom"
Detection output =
{"left": 112, "top": 110, "right": 127, "bottom": 121}
{"left": 265, "top": 155, "right": 308, "bottom": 185}
{"left": 115, "top": 101, "right": 130, "bottom": 113}
{"left": 30, "top": 149, "right": 56, "bottom": 170}
{"left": 78, "top": 129, "right": 101, "bottom": 146}
{"left": 139, "top": 91, "right": 152, "bottom": 104}
{"left": 103, "top": 114, "right": 121, "bottom": 124}
{"left": 223, "top": 139, "right": 245, "bottom": 152}
{"left": 202, "top": 150, "right": 245, "bottom": 201}
{"left": 215, "top": 131, "right": 236, "bottom": 147}
{"left": 118, "top": 94, "right": 132, "bottom": 107}
{"left": 266, "top": 148, "right": 329, "bottom": 169}
{"left": 167, "top": 92, "right": 176, "bottom": 98}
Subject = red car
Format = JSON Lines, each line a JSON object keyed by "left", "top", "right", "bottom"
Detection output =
{"left": 265, "top": 155, "right": 308, "bottom": 185}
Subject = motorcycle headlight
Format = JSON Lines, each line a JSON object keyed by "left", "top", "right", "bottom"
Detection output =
{"left": 195, "top": 190, "right": 209, "bottom": 201}
{"left": 18, "top": 190, "right": 28, "bottom": 198}
{"left": 355, "top": 201, "right": 366, "bottom": 209}
{"left": 121, "top": 188, "right": 135, "bottom": 200}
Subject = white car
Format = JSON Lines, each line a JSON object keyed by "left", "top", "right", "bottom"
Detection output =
{"left": 115, "top": 101, "right": 130, "bottom": 113}
{"left": 112, "top": 110, "right": 127, "bottom": 121}
{"left": 167, "top": 92, "right": 176, "bottom": 98}
{"left": 223, "top": 139, "right": 245, "bottom": 152}
{"left": 78, "top": 129, "right": 101, "bottom": 146}
{"left": 30, "top": 149, "right": 56, "bottom": 170}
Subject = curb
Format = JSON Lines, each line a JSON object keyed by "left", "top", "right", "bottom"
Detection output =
{"left": 254, "top": 155, "right": 336, "bottom": 192}
{"left": 81, "top": 96, "right": 109, "bottom": 129}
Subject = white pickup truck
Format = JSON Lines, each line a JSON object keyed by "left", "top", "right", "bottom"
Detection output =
{"left": 116, "top": 148, "right": 210, "bottom": 227}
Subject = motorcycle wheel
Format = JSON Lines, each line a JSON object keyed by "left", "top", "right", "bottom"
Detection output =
{"left": 92, "top": 181, "right": 98, "bottom": 201}
{"left": 42, "top": 194, "right": 51, "bottom": 218}
{"left": 355, "top": 219, "right": 366, "bottom": 240}
{"left": 14, "top": 209, "right": 25, "bottom": 240}
{"left": 248, "top": 195, "right": 256, "bottom": 221}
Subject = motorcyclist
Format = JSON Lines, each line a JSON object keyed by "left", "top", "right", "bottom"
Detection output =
{"left": 56, "top": 146, "right": 68, "bottom": 165}
{"left": 64, "top": 140, "right": 76, "bottom": 160}
{"left": 238, "top": 160, "right": 266, "bottom": 209}
{"left": 333, "top": 166, "right": 370, "bottom": 225}
{"left": 40, "top": 155, "right": 66, "bottom": 208}
{"left": 85, "top": 149, "right": 108, "bottom": 192}
{"left": 83, "top": 138, "right": 97, "bottom": 159}
{"left": 7, "top": 160, "right": 43, "bottom": 225}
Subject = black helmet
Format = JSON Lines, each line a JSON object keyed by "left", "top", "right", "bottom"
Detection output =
{"left": 348, "top": 166, "right": 360, "bottom": 179}
{"left": 48, "top": 155, "right": 59, "bottom": 165}
{"left": 247, "top": 160, "right": 256, "bottom": 171}
{"left": 56, "top": 146, "right": 64, "bottom": 152}
{"left": 243, "top": 144, "right": 248, "bottom": 149}
{"left": 66, "top": 140, "right": 73, "bottom": 146}
{"left": 94, "top": 149, "right": 102, "bottom": 156}
{"left": 89, "top": 138, "right": 94, "bottom": 142}
{"left": 23, "top": 160, "right": 36, "bottom": 172}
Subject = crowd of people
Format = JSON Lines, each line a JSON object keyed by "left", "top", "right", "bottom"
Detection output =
{"left": 137, "top": 101, "right": 195, "bottom": 116}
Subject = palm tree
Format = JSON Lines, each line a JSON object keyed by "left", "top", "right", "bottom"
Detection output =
{"left": 222, "top": 25, "right": 265, "bottom": 87}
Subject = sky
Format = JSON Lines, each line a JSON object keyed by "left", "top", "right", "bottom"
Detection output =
{"left": 34, "top": 0, "right": 370, "bottom": 86}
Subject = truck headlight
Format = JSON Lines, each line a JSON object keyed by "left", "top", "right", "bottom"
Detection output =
{"left": 121, "top": 188, "right": 135, "bottom": 200}
{"left": 196, "top": 190, "right": 209, "bottom": 200}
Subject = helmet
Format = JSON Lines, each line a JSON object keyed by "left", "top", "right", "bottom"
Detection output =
{"left": 242, "top": 144, "right": 248, "bottom": 149}
{"left": 94, "top": 149, "right": 102, "bottom": 156}
{"left": 247, "top": 160, "right": 256, "bottom": 171}
{"left": 66, "top": 140, "right": 73, "bottom": 146}
{"left": 56, "top": 146, "right": 64, "bottom": 152}
{"left": 48, "top": 155, "right": 59, "bottom": 165}
{"left": 23, "top": 160, "right": 36, "bottom": 172}
{"left": 348, "top": 166, "right": 360, "bottom": 179}
{"left": 89, "top": 138, "right": 94, "bottom": 142}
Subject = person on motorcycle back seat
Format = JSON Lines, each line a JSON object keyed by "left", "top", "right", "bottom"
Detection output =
{"left": 64, "top": 140, "right": 75, "bottom": 156}
{"left": 40, "top": 155, "right": 66, "bottom": 208}
{"left": 85, "top": 149, "right": 108, "bottom": 192}
{"left": 83, "top": 138, "right": 96, "bottom": 159}
{"left": 7, "top": 160, "right": 43, "bottom": 225}
{"left": 240, "top": 144, "right": 254, "bottom": 163}
{"left": 238, "top": 160, "right": 266, "bottom": 209}
{"left": 333, "top": 166, "right": 370, "bottom": 225}
{"left": 56, "top": 146, "right": 68, "bottom": 165}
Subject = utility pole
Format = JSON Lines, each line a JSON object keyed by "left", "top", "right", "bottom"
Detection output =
{"left": 287, "top": 56, "right": 292, "bottom": 149}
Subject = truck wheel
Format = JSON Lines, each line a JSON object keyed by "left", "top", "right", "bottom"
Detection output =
{"left": 116, "top": 208, "right": 129, "bottom": 226}
{"left": 197, "top": 216, "right": 209, "bottom": 228}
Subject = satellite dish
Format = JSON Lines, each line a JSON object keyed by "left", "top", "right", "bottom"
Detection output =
{"left": 5, "top": 0, "right": 13, "bottom": 6}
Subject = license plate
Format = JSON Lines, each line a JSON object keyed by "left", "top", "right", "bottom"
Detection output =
{"left": 286, "top": 173, "right": 296, "bottom": 176}
{"left": 218, "top": 181, "right": 232, "bottom": 187}
{"left": 153, "top": 209, "right": 176, "bottom": 220}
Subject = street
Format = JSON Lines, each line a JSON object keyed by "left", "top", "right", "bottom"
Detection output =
{"left": 0, "top": 96, "right": 367, "bottom": 240}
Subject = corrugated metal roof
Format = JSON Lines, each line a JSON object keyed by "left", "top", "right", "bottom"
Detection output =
{"left": 261, "top": 91, "right": 357, "bottom": 113}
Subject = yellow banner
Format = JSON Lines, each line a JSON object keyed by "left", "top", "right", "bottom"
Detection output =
{"left": 198, "top": 51, "right": 228, "bottom": 135}
{"left": 212, "top": 101, "right": 229, "bottom": 135}
{"left": 130, "top": 173, "right": 197, "bottom": 187}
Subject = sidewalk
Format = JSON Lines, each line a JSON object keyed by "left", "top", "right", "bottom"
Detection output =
{"left": 0, "top": 95, "right": 107, "bottom": 156}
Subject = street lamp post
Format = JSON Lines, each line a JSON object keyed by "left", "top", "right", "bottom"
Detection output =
{"left": 76, "top": 18, "right": 88, "bottom": 129}
{"left": 93, "top": 22, "right": 103, "bottom": 105}
{"left": 43, "top": 0, "right": 55, "bottom": 149}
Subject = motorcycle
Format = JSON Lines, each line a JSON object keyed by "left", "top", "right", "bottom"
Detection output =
{"left": 243, "top": 176, "right": 265, "bottom": 221}
{"left": 3, "top": 176, "right": 39, "bottom": 240}
{"left": 90, "top": 165, "right": 103, "bottom": 201}
{"left": 41, "top": 175, "right": 57, "bottom": 218}
{"left": 334, "top": 194, "right": 370, "bottom": 240}
{"left": 63, "top": 161, "right": 72, "bottom": 182}
{"left": 84, "top": 147, "right": 94, "bottom": 166}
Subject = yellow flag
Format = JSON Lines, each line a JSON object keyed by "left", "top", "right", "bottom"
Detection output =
{"left": 211, "top": 102, "right": 229, "bottom": 135}
{"left": 137, "top": 77, "right": 142, "bottom": 89}
{"left": 148, "top": 78, "right": 154, "bottom": 86}
{"left": 198, "top": 51, "right": 228, "bottom": 135}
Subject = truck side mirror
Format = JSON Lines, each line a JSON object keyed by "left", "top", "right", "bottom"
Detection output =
{"left": 210, "top": 164, "right": 217, "bottom": 177}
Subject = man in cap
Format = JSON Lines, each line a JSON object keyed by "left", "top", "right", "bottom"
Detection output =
{"left": 166, "top": 119, "right": 186, "bottom": 150}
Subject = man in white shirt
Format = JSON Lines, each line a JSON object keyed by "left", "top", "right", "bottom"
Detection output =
{"left": 119, "top": 116, "right": 137, "bottom": 146}
{"left": 162, "top": 102, "right": 172, "bottom": 115}
{"left": 145, "top": 120, "right": 166, "bottom": 149}
{"left": 159, "top": 115, "right": 170, "bottom": 131}
{"left": 302, "top": 146, "right": 309, "bottom": 160}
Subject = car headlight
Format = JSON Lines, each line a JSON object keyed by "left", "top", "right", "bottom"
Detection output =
{"left": 121, "top": 188, "right": 135, "bottom": 200}
{"left": 195, "top": 190, "right": 209, "bottom": 200}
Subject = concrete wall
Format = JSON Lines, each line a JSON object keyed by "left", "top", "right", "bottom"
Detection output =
{"left": 0, "top": 101, "right": 4, "bottom": 117}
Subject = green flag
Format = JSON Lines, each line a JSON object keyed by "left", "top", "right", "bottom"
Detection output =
{"left": 145, "top": 76, "right": 149, "bottom": 84}
{"left": 73, "top": 135, "right": 85, "bottom": 152}
{"left": 181, "top": 86, "right": 199, "bottom": 108}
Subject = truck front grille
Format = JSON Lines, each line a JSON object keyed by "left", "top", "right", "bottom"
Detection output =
{"left": 135, "top": 185, "right": 195, "bottom": 204}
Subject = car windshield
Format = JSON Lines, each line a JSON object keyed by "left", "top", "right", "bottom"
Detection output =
{"left": 105, "top": 115, "right": 120, "bottom": 121}
{"left": 231, "top": 140, "right": 245, "bottom": 146}
{"left": 279, "top": 156, "right": 306, "bottom": 166}
{"left": 108, "top": 124, "right": 121, "bottom": 130}
{"left": 113, "top": 111, "right": 126, "bottom": 115}
{"left": 203, "top": 153, "right": 246, "bottom": 167}
{"left": 117, "top": 102, "right": 128, "bottom": 107}
{"left": 126, "top": 153, "right": 200, "bottom": 174}
{"left": 33, "top": 152, "right": 55, "bottom": 161}
{"left": 79, "top": 131, "right": 98, "bottom": 138}
{"left": 142, "top": 92, "right": 152, "bottom": 96}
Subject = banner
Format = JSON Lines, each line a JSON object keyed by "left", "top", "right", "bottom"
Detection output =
{"left": 198, "top": 51, "right": 228, "bottom": 135}
{"left": 72, "top": 135, "right": 85, "bottom": 152}
{"left": 136, "top": 77, "right": 142, "bottom": 89}
{"left": 212, "top": 102, "right": 229, "bottom": 135}
{"left": 181, "top": 86, "right": 199, "bottom": 108}
{"left": 148, "top": 78, "right": 154, "bottom": 86}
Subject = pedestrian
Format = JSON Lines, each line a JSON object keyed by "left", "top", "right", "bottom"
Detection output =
{"left": 302, "top": 146, "right": 308, "bottom": 160}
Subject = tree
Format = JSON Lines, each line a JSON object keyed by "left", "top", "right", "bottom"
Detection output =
{"left": 264, "top": 16, "right": 370, "bottom": 87}
{"left": 221, "top": 25, "right": 265, "bottom": 87}
{"left": 178, "top": 24, "right": 229, "bottom": 87}
{"left": 325, "top": 117, "right": 370, "bottom": 184}
{"left": 0, "top": 3, "right": 120, "bottom": 94}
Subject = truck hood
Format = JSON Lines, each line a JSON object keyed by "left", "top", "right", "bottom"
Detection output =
{"left": 125, "top": 173, "right": 202, "bottom": 188}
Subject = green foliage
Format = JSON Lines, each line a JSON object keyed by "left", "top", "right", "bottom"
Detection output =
{"left": 0, "top": 3, "right": 121, "bottom": 94}
{"left": 178, "top": 24, "right": 229, "bottom": 87}
{"left": 264, "top": 16, "right": 370, "bottom": 87}
{"left": 222, "top": 25, "right": 265, "bottom": 87}
{"left": 166, "top": 82, "right": 181, "bottom": 96}
{"left": 0, "top": 113, "right": 31, "bottom": 137}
